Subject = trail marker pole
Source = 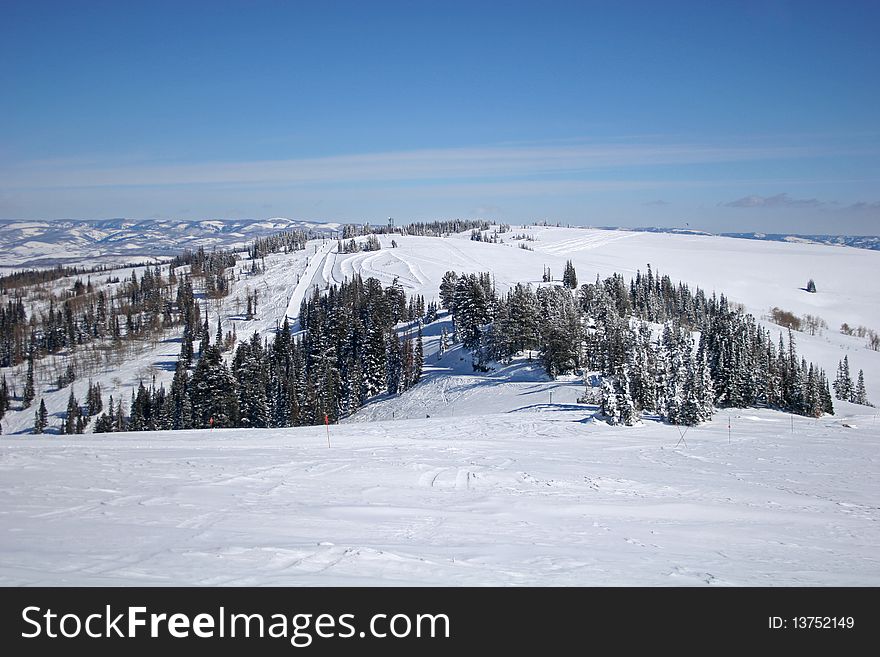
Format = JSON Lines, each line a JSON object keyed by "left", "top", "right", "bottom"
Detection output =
{"left": 324, "top": 413, "right": 330, "bottom": 448}
{"left": 728, "top": 416, "right": 731, "bottom": 445}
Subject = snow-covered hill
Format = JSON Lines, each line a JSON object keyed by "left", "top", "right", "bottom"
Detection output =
{"left": 2, "top": 224, "right": 878, "bottom": 432}
{"left": 0, "top": 218, "right": 338, "bottom": 268}
{"left": 1, "top": 222, "right": 879, "bottom": 585}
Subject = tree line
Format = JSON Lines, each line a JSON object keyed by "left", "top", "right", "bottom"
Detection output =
{"left": 81, "top": 274, "right": 424, "bottom": 434}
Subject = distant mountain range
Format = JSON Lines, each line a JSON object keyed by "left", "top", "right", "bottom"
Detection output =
{"left": 0, "top": 218, "right": 339, "bottom": 268}
{"left": 1, "top": 218, "right": 878, "bottom": 269}
{"left": 601, "top": 226, "right": 880, "bottom": 251}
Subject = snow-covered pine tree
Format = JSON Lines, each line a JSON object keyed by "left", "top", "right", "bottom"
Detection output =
{"left": 514, "top": 283, "right": 540, "bottom": 356}
{"left": 806, "top": 364, "right": 822, "bottom": 418}
{"left": 615, "top": 368, "right": 638, "bottom": 426}
{"left": 599, "top": 377, "right": 620, "bottom": 425}
{"left": 661, "top": 324, "right": 688, "bottom": 424}
{"left": 536, "top": 285, "right": 582, "bottom": 377}
{"left": 189, "top": 344, "right": 239, "bottom": 428}
{"left": 439, "top": 271, "right": 459, "bottom": 310}
{"left": 854, "top": 369, "right": 869, "bottom": 406}
{"left": 696, "top": 349, "right": 715, "bottom": 422}
{"left": 233, "top": 332, "right": 269, "bottom": 428}
{"left": 626, "top": 323, "right": 659, "bottom": 414}
{"left": 363, "top": 314, "right": 387, "bottom": 397}
{"left": 288, "top": 343, "right": 306, "bottom": 426}
{"left": 834, "top": 356, "right": 854, "bottom": 401}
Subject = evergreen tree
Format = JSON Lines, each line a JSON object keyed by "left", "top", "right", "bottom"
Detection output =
{"left": 189, "top": 344, "right": 239, "bottom": 428}
{"left": 386, "top": 330, "right": 403, "bottom": 395}
{"left": 439, "top": 271, "right": 459, "bottom": 310}
{"left": 233, "top": 332, "right": 269, "bottom": 428}
{"left": 562, "top": 260, "right": 578, "bottom": 289}
{"left": 94, "top": 411, "right": 114, "bottom": 433}
{"left": 34, "top": 398, "right": 48, "bottom": 434}
{"left": 536, "top": 286, "right": 582, "bottom": 377}
{"left": 413, "top": 324, "right": 424, "bottom": 384}
{"left": 114, "top": 396, "right": 127, "bottom": 431}
{"left": 820, "top": 370, "right": 835, "bottom": 415}
{"left": 599, "top": 377, "right": 620, "bottom": 424}
{"left": 0, "top": 375, "right": 8, "bottom": 423}
{"left": 834, "top": 357, "right": 854, "bottom": 401}
{"left": 86, "top": 379, "right": 102, "bottom": 417}
{"left": 63, "top": 387, "right": 80, "bottom": 435}
{"left": 179, "top": 323, "right": 194, "bottom": 367}
{"left": 854, "top": 369, "right": 869, "bottom": 406}
{"left": 615, "top": 368, "right": 638, "bottom": 426}
{"left": 23, "top": 355, "right": 35, "bottom": 409}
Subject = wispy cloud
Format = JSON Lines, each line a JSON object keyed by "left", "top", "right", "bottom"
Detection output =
{"left": 723, "top": 193, "right": 827, "bottom": 208}
{"left": 846, "top": 200, "right": 880, "bottom": 211}
{"left": 643, "top": 199, "right": 670, "bottom": 206}
{"left": 1, "top": 140, "right": 812, "bottom": 191}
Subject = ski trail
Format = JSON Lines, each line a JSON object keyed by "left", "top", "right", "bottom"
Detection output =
{"left": 284, "top": 241, "right": 335, "bottom": 328}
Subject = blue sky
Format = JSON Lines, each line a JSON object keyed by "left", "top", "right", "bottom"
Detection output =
{"left": 1, "top": 0, "right": 878, "bottom": 233}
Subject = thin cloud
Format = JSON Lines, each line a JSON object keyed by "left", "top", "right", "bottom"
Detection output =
{"left": 643, "top": 199, "right": 670, "bottom": 206}
{"left": 846, "top": 200, "right": 880, "bottom": 211}
{"left": 723, "top": 193, "right": 826, "bottom": 208}
{"left": 1, "top": 141, "right": 811, "bottom": 191}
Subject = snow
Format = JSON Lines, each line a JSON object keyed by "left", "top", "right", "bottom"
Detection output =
{"left": 1, "top": 223, "right": 879, "bottom": 585}
{"left": 1, "top": 404, "right": 877, "bottom": 586}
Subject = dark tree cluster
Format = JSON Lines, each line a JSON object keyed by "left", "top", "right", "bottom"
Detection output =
{"left": 341, "top": 219, "right": 491, "bottom": 239}
{"left": 50, "top": 377, "right": 107, "bottom": 435}
{"left": 337, "top": 235, "right": 381, "bottom": 253}
{"left": 94, "top": 274, "right": 425, "bottom": 434}
{"left": 0, "top": 262, "right": 123, "bottom": 294}
{"left": 248, "top": 230, "right": 312, "bottom": 259}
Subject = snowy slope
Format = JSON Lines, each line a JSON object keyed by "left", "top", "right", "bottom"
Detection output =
{"left": 1, "top": 405, "right": 877, "bottom": 586}
{"left": 2, "top": 223, "right": 879, "bottom": 586}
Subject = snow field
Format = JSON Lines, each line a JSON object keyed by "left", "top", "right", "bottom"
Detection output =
{"left": 1, "top": 405, "right": 877, "bottom": 585}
